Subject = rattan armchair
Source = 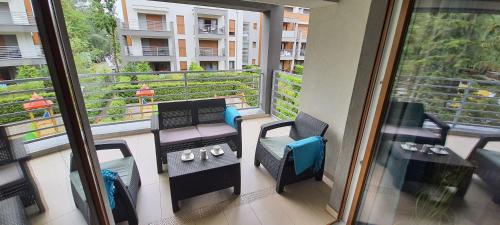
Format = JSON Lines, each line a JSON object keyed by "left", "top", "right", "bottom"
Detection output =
{"left": 0, "top": 126, "right": 44, "bottom": 213}
{"left": 254, "top": 112, "right": 329, "bottom": 193}
{"left": 70, "top": 140, "right": 141, "bottom": 225}
{"left": 467, "top": 134, "right": 500, "bottom": 204}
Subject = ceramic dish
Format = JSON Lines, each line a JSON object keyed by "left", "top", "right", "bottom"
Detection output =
{"left": 401, "top": 143, "right": 418, "bottom": 151}
{"left": 181, "top": 152, "right": 195, "bottom": 161}
{"left": 211, "top": 147, "right": 224, "bottom": 156}
{"left": 429, "top": 147, "right": 449, "bottom": 155}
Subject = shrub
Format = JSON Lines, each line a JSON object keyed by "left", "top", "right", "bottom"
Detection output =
{"left": 106, "top": 99, "right": 126, "bottom": 121}
{"left": 243, "top": 65, "right": 260, "bottom": 70}
{"left": 189, "top": 62, "right": 204, "bottom": 71}
{"left": 294, "top": 64, "right": 304, "bottom": 75}
{"left": 16, "top": 65, "right": 49, "bottom": 79}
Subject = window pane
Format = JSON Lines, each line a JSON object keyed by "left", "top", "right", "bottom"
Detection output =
{"left": 356, "top": 1, "right": 500, "bottom": 224}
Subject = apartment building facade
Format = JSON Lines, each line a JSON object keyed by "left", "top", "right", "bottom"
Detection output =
{"left": 280, "top": 6, "right": 308, "bottom": 72}
{"left": 116, "top": 0, "right": 262, "bottom": 71}
{"left": 0, "top": 0, "right": 45, "bottom": 80}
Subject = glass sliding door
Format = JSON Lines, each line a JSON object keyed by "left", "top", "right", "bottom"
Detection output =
{"left": 354, "top": 0, "right": 500, "bottom": 224}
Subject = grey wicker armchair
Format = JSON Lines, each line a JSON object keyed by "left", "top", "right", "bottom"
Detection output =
{"left": 382, "top": 101, "right": 450, "bottom": 145}
{"left": 0, "top": 126, "right": 44, "bottom": 213}
{"left": 467, "top": 134, "right": 500, "bottom": 204}
{"left": 0, "top": 196, "right": 27, "bottom": 225}
{"left": 254, "top": 112, "right": 329, "bottom": 193}
{"left": 151, "top": 99, "right": 242, "bottom": 173}
{"left": 70, "top": 140, "right": 141, "bottom": 225}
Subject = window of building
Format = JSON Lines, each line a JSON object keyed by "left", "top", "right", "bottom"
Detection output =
{"left": 253, "top": 22, "right": 257, "bottom": 30}
{"left": 229, "top": 41, "right": 236, "bottom": 57}
{"left": 180, "top": 61, "right": 188, "bottom": 71}
{"left": 252, "top": 42, "right": 257, "bottom": 48}
{"left": 229, "top": 61, "right": 235, "bottom": 70}
{"left": 178, "top": 39, "right": 187, "bottom": 57}
{"left": 229, "top": 20, "right": 236, "bottom": 36}
{"left": 252, "top": 59, "right": 256, "bottom": 65}
{"left": 176, "top": 15, "right": 185, "bottom": 34}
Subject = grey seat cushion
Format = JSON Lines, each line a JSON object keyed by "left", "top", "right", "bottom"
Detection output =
{"left": 0, "top": 196, "right": 26, "bottom": 225}
{"left": 382, "top": 125, "right": 439, "bottom": 139}
{"left": 196, "top": 123, "right": 238, "bottom": 139}
{"left": 159, "top": 126, "right": 202, "bottom": 146}
{"left": 259, "top": 136, "right": 296, "bottom": 159}
{"left": 477, "top": 149, "right": 500, "bottom": 168}
{"left": 0, "top": 162, "right": 24, "bottom": 186}
{"left": 70, "top": 157, "right": 135, "bottom": 201}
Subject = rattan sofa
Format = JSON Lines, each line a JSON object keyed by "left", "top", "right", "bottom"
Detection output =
{"left": 0, "top": 196, "right": 27, "bottom": 225}
{"left": 151, "top": 98, "right": 242, "bottom": 173}
{"left": 0, "top": 126, "right": 44, "bottom": 213}
{"left": 70, "top": 140, "right": 141, "bottom": 225}
{"left": 467, "top": 134, "right": 500, "bottom": 204}
{"left": 254, "top": 112, "right": 329, "bottom": 193}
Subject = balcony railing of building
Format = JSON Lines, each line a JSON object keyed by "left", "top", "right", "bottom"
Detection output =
{"left": 0, "top": 11, "right": 36, "bottom": 25}
{"left": 0, "top": 69, "right": 262, "bottom": 143}
{"left": 0, "top": 46, "right": 44, "bottom": 60}
{"left": 282, "top": 30, "right": 295, "bottom": 39}
{"left": 298, "top": 49, "right": 306, "bottom": 57}
{"left": 199, "top": 47, "right": 221, "bottom": 56}
{"left": 120, "top": 20, "right": 172, "bottom": 32}
{"left": 142, "top": 46, "right": 169, "bottom": 56}
{"left": 198, "top": 24, "right": 225, "bottom": 35}
{"left": 271, "top": 71, "right": 302, "bottom": 120}
{"left": 280, "top": 49, "right": 294, "bottom": 57}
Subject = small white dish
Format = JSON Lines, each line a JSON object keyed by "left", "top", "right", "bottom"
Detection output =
{"left": 211, "top": 146, "right": 224, "bottom": 156}
{"left": 181, "top": 150, "right": 195, "bottom": 161}
{"left": 430, "top": 147, "right": 449, "bottom": 155}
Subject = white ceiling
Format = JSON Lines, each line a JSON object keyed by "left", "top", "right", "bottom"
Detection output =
{"left": 244, "top": 0, "right": 337, "bottom": 8}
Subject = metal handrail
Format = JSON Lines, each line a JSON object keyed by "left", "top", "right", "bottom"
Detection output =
{"left": 199, "top": 47, "right": 219, "bottom": 56}
{"left": 0, "top": 11, "right": 36, "bottom": 25}
{"left": 0, "top": 45, "right": 44, "bottom": 60}
{"left": 142, "top": 46, "right": 169, "bottom": 56}
{"left": 120, "top": 20, "right": 172, "bottom": 32}
{"left": 198, "top": 24, "right": 225, "bottom": 34}
{"left": 280, "top": 49, "right": 293, "bottom": 57}
{"left": 0, "top": 70, "right": 262, "bottom": 140}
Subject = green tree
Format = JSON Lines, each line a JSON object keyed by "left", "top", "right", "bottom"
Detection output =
{"left": 294, "top": 64, "right": 304, "bottom": 75}
{"left": 16, "top": 65, "right": 49, "bottom": 79}
{"left": 91, "top": 0, "right": 120, "bottom": 71}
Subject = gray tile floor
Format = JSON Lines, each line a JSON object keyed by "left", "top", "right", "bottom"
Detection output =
{"left": 27, "top": 117, "right": 336, "bottom": 225}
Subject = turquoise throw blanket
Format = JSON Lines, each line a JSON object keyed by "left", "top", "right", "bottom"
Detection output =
{"left": 101, "top": 169, "right": 119, "bottom": 209}
{"left": 287, "top": 136, "right": 324, "bottom": 175}
{"left": 224, "top": 107, "right": 240, "bottom": 128}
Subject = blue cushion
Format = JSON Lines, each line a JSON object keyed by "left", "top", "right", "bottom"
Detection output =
{"left": 101, "top": 169, "right": 119, "bottom": 209}
{"left": 287, "top": 136, "right": 324, "bottom": 175}
{"left": 224, "top": 107, "right": 240, "bottom": 128}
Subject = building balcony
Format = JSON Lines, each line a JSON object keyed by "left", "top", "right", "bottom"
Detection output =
{"left": 122, "top": 46, "right": 173, "bottom": 62}
{"left": 197, "top": 24, "right": 226, "bottom": 39}
{"left": 282, "top": 30, "right": 296, "bottom": 41}
{"left": 119, "top": 20, "right": 173, "bottom": 38}
{"left": 280, "top": 49, "right": 294, "bottom": 59}
{"left": 0, "top": 45, "right": 46, "bottom": 67}
{"left": 197, "top": 47, "right": 226, "bottom": 61}
{"left": 0, "top": 12, "right": 37, "bottom": 32}
{"left": 296, "top": 49, "right": 305, "bottom": 59}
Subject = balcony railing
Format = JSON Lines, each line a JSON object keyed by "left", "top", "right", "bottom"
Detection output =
{"left": 120, "top": 20, "right": 172, "bottom": 32}
{"left": 0, "top": 70, "right": 262, "bottom": 141}
{"left": 199, "top": 47, "right": 219, "bottom": 56}
{"left": 142, "top": 46, "right": 169, "bottom": 56}
{"left": 0, "top": 11, "right": 36, "bottom": 25}
{"left": 271, "top": 71, "right": 302, "bottom": 120}
{"left": 280, "top": 49, "right": 294, "bottom": 57}
{"left": 198, "top": 24, "right": 225, "bottom": 35}
{"left": 298, "top": 49, "right": 306, "bottom": 57}
{"left": 0, "top": 46, "right": 44, "bottom": 60}
{"left": 282, "top": 30, "right": 295, "bottom": 39}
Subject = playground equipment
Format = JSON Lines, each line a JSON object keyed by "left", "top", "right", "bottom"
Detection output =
{"left": 23, "top": 93, "right": 58, "bottom": 139}
{"left": 135, "top": 84, "right": 155, "bottom": 118}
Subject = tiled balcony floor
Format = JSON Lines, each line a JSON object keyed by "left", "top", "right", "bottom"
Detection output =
{"left": 27, "top": 117, "right": 336, "bottom": 225}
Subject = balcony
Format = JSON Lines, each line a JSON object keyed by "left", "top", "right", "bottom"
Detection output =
{"left": 198, "top": 47, "right": 225, "bottom": 61}
{"left": 296, "top": 49, "right": 306, "bottom": 59}
{"left": 119, "top": 20, "right": 173, "bottom": 38}
{"left": 197, "top": 24, "right": 225, "bottom": 38}
{"left": 0, "top": 45, "right": 46, "bottom": 67}
{"left": 282, "top": 30, "right": 296, "bottom": 41}
{"left": 142, "top": 46, "right": 170, "bottom": 56}
{"left": 280, "top": 49, "right": 294, "bottom": 59}
{"left": 0, "top": 12, "right": 37, "bottom": 32}
{"left": 122, "top": 46, "right": 172, "bottom": 62}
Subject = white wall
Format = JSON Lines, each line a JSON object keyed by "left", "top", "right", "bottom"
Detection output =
{"left": 299, "top": 0, "right": 373, "bottom": 209}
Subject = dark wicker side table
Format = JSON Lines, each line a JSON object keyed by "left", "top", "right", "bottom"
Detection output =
{"left": 0, "top": 196, "right": 27, "bottom": 225}
{"left": 167, "top": 143, "right": 240, "bottom": 212}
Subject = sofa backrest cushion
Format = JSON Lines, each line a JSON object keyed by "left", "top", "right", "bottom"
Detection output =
{"left": 193, "top": 98, "right": 227, "bottom": 124}
{"left": 158, "top": 101, "right": 193, "bottom": 129}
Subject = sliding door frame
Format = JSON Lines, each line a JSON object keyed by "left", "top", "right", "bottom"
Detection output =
{"left": 346, "top": 0, "right": 415, "bottom": 224}
{"left": 31, "top": 0, "right": 114, "bottom": 224}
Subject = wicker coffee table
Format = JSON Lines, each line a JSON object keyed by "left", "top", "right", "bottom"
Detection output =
{"left": 167, "top": 143, "right": 240, "bottom": 212}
